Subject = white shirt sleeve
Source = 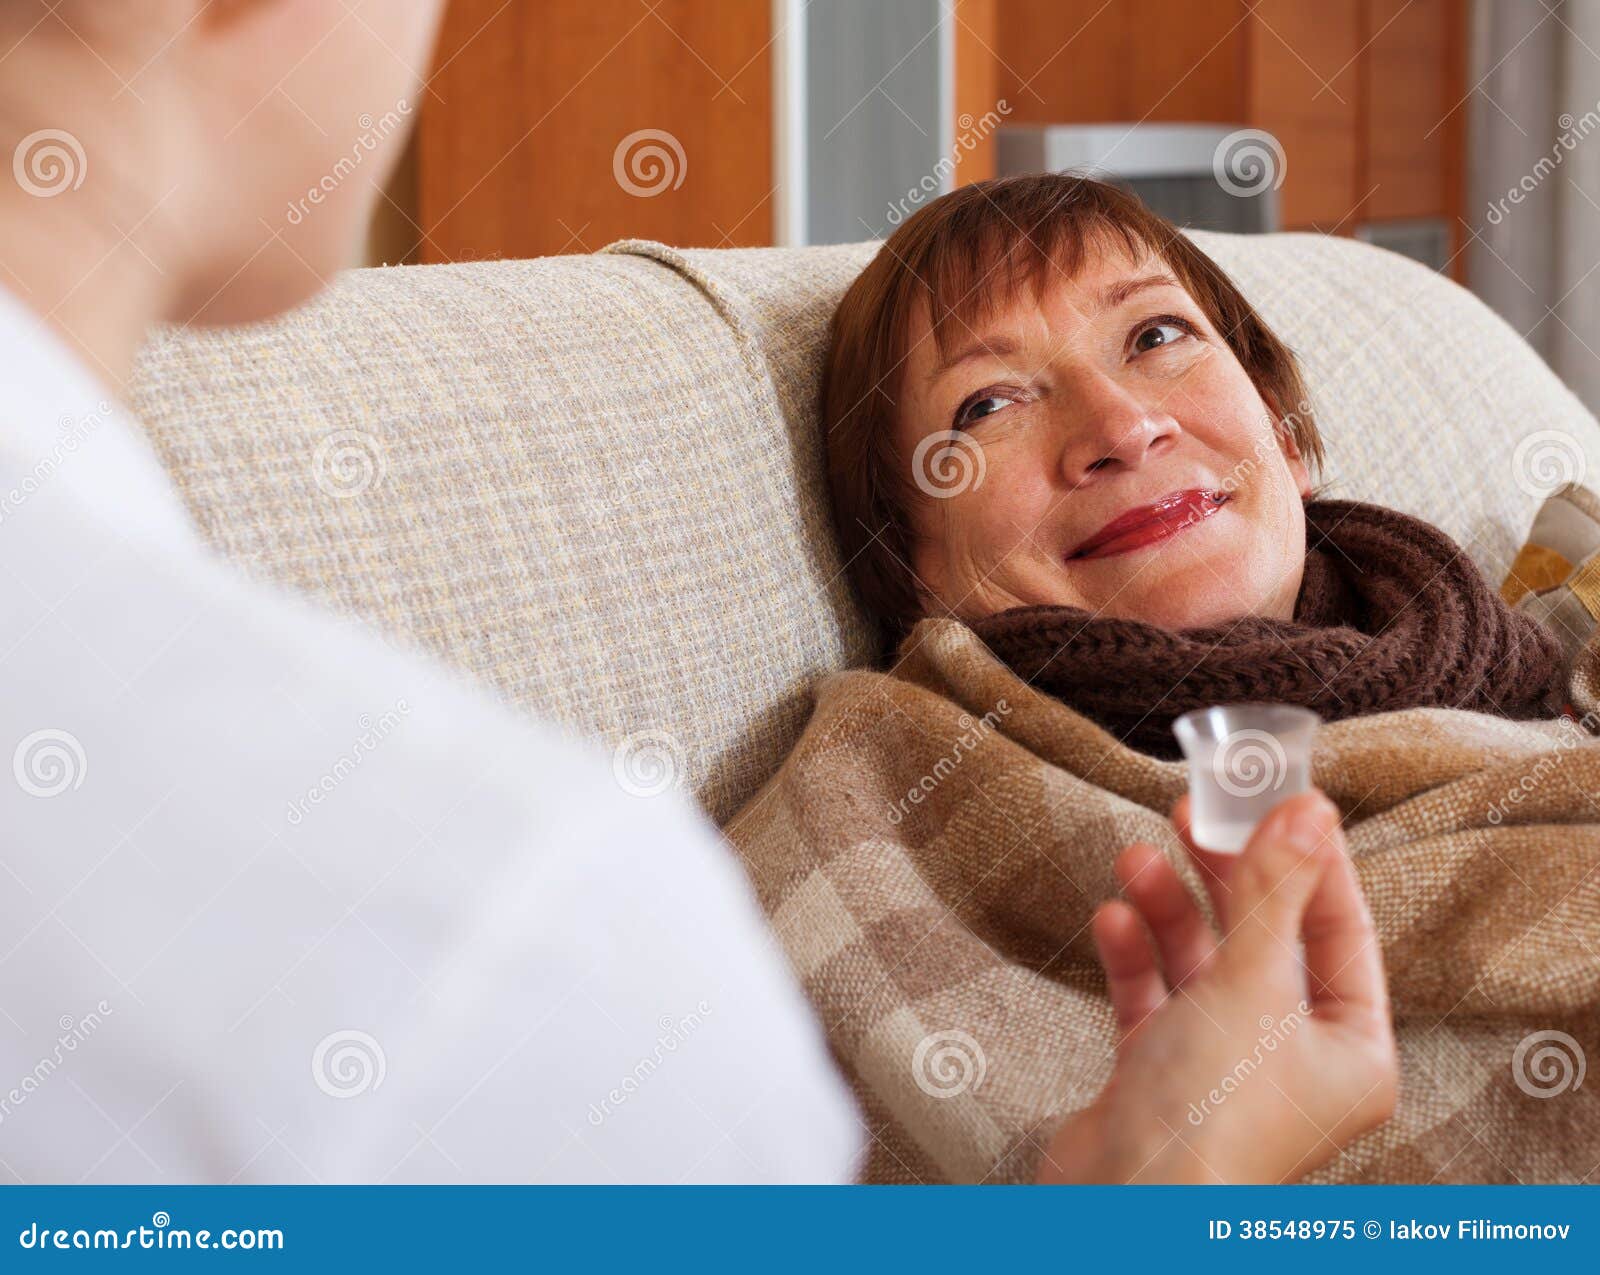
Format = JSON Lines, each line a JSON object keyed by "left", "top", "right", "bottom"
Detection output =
{"left": 0, "top": 473, "right": 862, "bottom": 1184}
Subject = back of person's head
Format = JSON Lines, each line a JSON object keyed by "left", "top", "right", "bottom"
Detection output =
{"left": 0, "top": 0, "right": 443, "bottom": 327}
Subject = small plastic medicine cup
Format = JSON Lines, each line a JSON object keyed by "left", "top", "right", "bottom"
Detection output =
{"left": 1171, "top": 704, "right": 1320, "bottom": 854}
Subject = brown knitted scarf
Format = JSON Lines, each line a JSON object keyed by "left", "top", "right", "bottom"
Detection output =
{"left": 968, "top": 498, "right": 1569, "bottom": 759}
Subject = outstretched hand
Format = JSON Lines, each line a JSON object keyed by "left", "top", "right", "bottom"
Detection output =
{"left": 1037, "top": 789, "right": 1397, "bottom": 1184}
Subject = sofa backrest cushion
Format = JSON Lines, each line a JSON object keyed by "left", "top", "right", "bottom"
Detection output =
{"left": 131, "top": 248, "right": 876, "bottom": 824}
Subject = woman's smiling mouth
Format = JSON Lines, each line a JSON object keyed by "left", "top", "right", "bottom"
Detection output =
{"left": 1066, "top": 488, "right": 1230, "bottom": 561}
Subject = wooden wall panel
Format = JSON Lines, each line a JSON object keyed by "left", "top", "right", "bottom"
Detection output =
{"left": 993, "top": 0, "right": 1248, "bottom": 124}
{"left": 992, "top": 0, "right": 1122, "bottom": 123}
{"left": 1245, "top": 0, "right": 1363, "bottom": 230}
{"left": 1128, "top": 0, "right": 1251, "bottom": 123}
{"left": 419, "top": 0, "right": 772, "bottom": 262}
{"left": 954, "top": 0, "right": 1000, "bottom": 184}
{"left": 1364, "top": 0, "right": 1454, "bottom": 221}
{"left": 1360, "top": 0, "right": 1467, "bottom": 282}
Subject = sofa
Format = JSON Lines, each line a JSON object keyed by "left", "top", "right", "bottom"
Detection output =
{"left": 128, "top": 232, "right": 1600, "bottom": 827}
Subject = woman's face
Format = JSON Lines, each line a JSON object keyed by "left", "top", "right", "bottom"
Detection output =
{"left": 894, "top": 244, "right": 1313, "bottom": 631}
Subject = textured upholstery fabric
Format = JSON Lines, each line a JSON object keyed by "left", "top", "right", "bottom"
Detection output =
{"left": 127, "top": 232, "right": 1600, "bottom": 822}
{"left": 130, "top": 250, "right": 875, "bottom": 824}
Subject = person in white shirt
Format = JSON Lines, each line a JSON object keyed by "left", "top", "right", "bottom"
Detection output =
{"left": 0, "top": 0, "right": 1395, "bottom": 1185}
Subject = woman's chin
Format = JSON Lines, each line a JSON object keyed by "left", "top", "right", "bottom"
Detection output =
{"left": 1066, "top": 528, "right": 1278, "bottom": 629}
{"left": 1097, "top": 595, "right": 1239, "bottom": 630}
{"left": 1076, "top": 560, "right": 1268, "bottom": 629}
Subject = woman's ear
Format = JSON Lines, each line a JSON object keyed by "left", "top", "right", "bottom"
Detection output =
{"left": 1280, "top": 430, "right": 1313, "bottom": 500}
{"left": 1264, "top": 390, "right": 1314, "bottom": 500}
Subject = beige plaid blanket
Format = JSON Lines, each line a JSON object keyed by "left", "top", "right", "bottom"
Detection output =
{"left": 728, "top": 615, "right": 1600, "bottom": 1184}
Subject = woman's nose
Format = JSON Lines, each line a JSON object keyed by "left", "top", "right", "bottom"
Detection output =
{"left": 1054, "top": 373, "right": 1180, "bottom": 486}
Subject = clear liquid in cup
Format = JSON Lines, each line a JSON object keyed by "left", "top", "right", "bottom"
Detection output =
{"left": 1172, "top": 705, "right": 1320, "bottom": 854}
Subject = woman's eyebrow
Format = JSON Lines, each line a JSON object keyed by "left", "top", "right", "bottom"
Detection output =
{"left": 926, "top": 273, "right": 1184, "bottom": 386}
{"left": 1096, "top": 271, "right": 1183, "bottom": 310}
{"left": 926, "top": 334, "right": 1024, "bottom": 385}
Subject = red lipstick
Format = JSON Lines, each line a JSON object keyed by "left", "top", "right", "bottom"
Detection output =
{"left": 1068, "top": 489, "right": 1229, "bottom": 561}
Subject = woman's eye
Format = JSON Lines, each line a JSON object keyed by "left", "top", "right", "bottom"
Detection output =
{"left": 956, "top": 394, "right": 1010, "bottom": 427}
{"left": 1132, "top": 318, "right": 1191, "bottom": 354}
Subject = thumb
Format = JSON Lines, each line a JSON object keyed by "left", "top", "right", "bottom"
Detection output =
{"left": 1219, "top": 789, "right": 1341, "bottom": 963}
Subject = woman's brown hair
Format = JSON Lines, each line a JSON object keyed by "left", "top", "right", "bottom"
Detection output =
{"left": 821, "top": 172, "right": 1324, "bottom": 641}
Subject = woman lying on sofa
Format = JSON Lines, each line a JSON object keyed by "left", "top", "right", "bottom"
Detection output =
{"left": 731, "top": 173, "right": 1600, "bottom": 1183}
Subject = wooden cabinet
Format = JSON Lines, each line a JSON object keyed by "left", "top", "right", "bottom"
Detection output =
{"left": 989, "top": 0, "right": 1467, "bottom": 274}
{"left": 989, "top": 0, "right": 1251, "bottom": 126}
{"left": 1246, "top": 0, "right": 1363, "bottom": 232}
{"left": 417, "top": 0, "right": 773, "bottom": 262}
{"left": 405, "top": 0, "right": 1465, "bottom": 274}
{"left": 1363, "top": 0, "right": 1465, "bottom": 224}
